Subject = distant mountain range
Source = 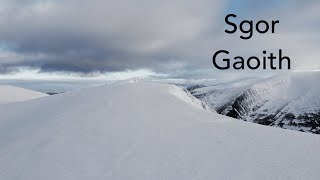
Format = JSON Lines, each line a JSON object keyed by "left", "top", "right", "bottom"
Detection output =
{"left": 188, "top": 72, "right": 320, "bottom": 134}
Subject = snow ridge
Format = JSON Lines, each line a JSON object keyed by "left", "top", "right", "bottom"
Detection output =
{"left": 170, "top": 85, "right": 211, "bottom": 111}
{"left": 0, "top": 85, "right": 48, "bottom": 104}
{"left": 0, "top": 82, "right": 320, "bottom": 180}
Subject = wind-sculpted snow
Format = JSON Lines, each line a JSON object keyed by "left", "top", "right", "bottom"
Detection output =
{"left": 189, "top": 71, "right": 320, "bottom": 134}
{"left": 0, "top": 85, "right": 48, "bottom": 104}
{"left": 0, "top": 82, "right": 320, "bottom": 180}
{"left": 170, "top": 85, "right": 210, "bottom": 111}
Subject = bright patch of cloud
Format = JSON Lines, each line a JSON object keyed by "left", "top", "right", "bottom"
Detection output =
{"left": 0, "top": 68, "right": 166, "bottom": 81}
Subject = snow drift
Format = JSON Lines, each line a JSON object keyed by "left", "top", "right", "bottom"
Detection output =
{"left": 0, "top": 85, "right": 48, "bottom": 104}
{"left": 0, "top": 82, "right": 320, "bottom": 180}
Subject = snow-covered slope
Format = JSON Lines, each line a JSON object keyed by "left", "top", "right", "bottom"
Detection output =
{"left": 190, "top": 71, "right": 320, "bottom": 134}
{"left": 0, "top": 85, "right": 48, "bottom": 104}
{"left": 0, "top": 81, "right": 320, "bottom": 180}
{"left": 189, "top": 78, "right": 258, "bottom": 114}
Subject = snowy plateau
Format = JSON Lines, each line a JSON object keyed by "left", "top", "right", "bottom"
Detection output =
{"left": 0, "top": 80, "right": 320, "bottom": 180}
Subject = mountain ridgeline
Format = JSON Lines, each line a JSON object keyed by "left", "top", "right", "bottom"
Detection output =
{"left": 188, "top": 72, "right": 320, "bottom": 134}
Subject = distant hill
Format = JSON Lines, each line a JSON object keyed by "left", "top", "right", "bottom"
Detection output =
{"left": 0, "top": 85, "right": 48, "bottom": 104}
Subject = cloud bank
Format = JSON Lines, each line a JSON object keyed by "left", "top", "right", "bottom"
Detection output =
{"left": 0, "top": 0, "right": 319, "bottom": 79}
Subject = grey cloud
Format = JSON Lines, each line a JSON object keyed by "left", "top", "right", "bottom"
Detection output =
{"left": 0, "top": 0, "right": 319, "bottom": 77}
{"left": 0, "top": 0, "right": 225, "bottom": 74}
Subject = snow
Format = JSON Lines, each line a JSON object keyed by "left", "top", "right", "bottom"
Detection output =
{"left": 0, "top": 85, "right": 48, "bottom": 104}
{"left": 249, "top": 71, "right": 320, "bottom": 116}
{"left": 238, "top": 71, "right": 320, "bottom": 128}
{"left": 0, "top": 82, "right": 320, "bottom": 180}
{"left": 189, "top": 78, "right": 258, "bottom": 113}
{"left": 169, "top": 85, "right": 210, "bottom": 111}
{"left": 189, "top": 72, "right": 320, "bottom": 133}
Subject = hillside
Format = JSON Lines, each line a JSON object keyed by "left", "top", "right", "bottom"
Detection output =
{"left": 0, "top": 85, "right": 48, "bottom": 104}
{"left": 0, "top": 82, "right": 320, "bottom": 179}
{"left": 190, "top": 71, "right": 320, "bottom": 134}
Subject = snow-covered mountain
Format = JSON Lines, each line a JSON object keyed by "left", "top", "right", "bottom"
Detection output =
{"left": 1, "top": 81, "right": 320, "bottom": 180}
{"left": 189, "top": 71, "right": 320, "bottom": 134}
{"left": 0, "top": 85, "right": 48, "bottom": 104}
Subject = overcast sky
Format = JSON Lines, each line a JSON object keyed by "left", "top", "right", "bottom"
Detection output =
{"left": 0, "top": 0, "right": 319, "bottom": 81}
